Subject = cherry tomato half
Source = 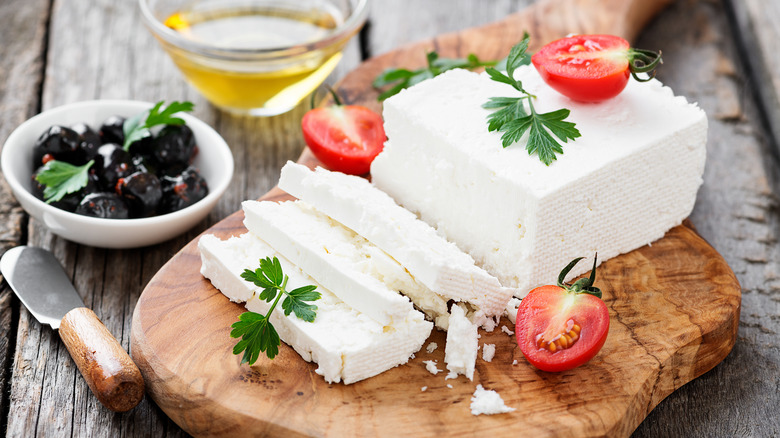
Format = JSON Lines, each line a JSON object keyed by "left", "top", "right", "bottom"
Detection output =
{"left": 515, "top": 257, "right": 610, "bottom": 372}
{"left": 531, "top": 34, "right": 661, "bottom": 102}
{"left": 301, "top": 104, "right": 386, "bottom": 176}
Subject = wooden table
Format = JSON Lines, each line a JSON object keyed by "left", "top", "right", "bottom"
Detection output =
{"left": 0, "top": 0, "right": 778, "bottom": 436}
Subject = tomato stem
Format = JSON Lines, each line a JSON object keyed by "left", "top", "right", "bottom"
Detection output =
{"left": 556, "top": 254, "right": 602, "bottom": 298}
{"left": 627, "top": 48, "right": 663, "bottom": 82}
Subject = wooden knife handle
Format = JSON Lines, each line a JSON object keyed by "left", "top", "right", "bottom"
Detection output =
{"left": 59, "top": 307, "right": 145, "bottom": 412}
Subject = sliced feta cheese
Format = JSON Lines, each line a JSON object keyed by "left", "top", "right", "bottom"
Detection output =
{"left": 470, "top": 384, "right": 515, "bottom": 415}
{"left": 482, "top": 344, "right": 496, "bottom": 362}
{"left": 243, "top": 200, "right": 416, "bottom": 325}
{"left": 373, "top": 67, "right": 707, "bottom": 295}
{"left": 444, "top": 304, "right": 479, "bottom": 380}
{"left": 199, "top": 233, "right": 433, "bottom": 384}
{"left": 278, "top": 161, "right": 515, "bottom": 323}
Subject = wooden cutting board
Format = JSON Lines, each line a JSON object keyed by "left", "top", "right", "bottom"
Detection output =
{"left": 130, "top": 0, "right": 741, "bottom": 436}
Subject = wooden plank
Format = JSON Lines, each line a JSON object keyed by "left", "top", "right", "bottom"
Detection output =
{"left": 630, "top": 0, "right": 780, "bottom": 436}
{"left": 0, "top": 0, "right": 51, "bottom": 434}
{"left": 724, "top": 0, "right": 780, "bottom": 160}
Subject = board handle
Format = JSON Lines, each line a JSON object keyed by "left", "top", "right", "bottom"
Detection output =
{"left": 59, "top": 307, "right": 145, "bottom": 412}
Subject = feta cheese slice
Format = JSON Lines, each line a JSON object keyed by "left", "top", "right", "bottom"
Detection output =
{"left": 199, "top": 233, "right": 433, "bottom": 384}
{"left": 373, "top": 67, "right": 707, "bottom": 295}
{"left": 278, "top": 161, "right": 515, "bottom": 323}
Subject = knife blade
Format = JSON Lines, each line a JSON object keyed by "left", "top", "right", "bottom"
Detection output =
{"left": 0, "top": 246, "right": 144, "bottom": 412}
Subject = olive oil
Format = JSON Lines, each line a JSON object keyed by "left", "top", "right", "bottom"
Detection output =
{"left": 162, "top": 5, "right": 346, "bottom": 115}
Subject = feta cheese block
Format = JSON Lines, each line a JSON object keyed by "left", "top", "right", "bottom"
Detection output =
{"left": 372, "top": 67, "right": 707, "bottom": 294}
{"left": 278, "top": 161, "right": 516, "bottom": 324}
{"left": 242, "top": 199, "right": 450, "bottom": 329}
{"left": 198, "top": 233, "right": 433, "bottom": 384}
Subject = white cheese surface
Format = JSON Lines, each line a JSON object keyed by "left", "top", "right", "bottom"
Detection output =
{"left": 444, "top": 304, "right": 479, "bottom": 380}
{"left": 278, "top": 161, "right": 515, "bottom": 322}
{"left": 372, "top": 67, "right": 707, "bottom": 293}
{"left": 470, "top": 384, "right": 515, "bottom": 416}
{"left": 198, "top": 233, "right": 432, "bottom": 384}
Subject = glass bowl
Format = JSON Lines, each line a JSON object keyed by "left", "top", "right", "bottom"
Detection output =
{"left": 0, "top": 100, "right": 234, "bottom": 248}
{"left": 139, "top": 0, "right": 368, "bottom": 116}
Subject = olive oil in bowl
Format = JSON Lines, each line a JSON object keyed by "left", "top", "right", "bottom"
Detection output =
{"left": 142, "top": 0, "right": 366, "bottom": 116}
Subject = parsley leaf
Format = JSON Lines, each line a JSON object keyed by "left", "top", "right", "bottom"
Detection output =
{"left": 122, "top": 100, "right": 194, "bottom": 151}
{"left": 482, "top": 34, "right": 581, "bottom": 165}
{"left": 231, "top": 256, "right": 320, "bottom": 363}
{"left": 373, "top": 51, "right": 498, "bottom": 101}
{"left": 35, "top": 160, "right": 94, "bottom": 203}
{"left": 230, "top": 312, "right": 280, "bottom": 364}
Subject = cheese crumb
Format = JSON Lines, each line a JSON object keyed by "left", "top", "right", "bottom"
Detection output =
{"left": 444, "top": 304, "right": 478, "bottom": 380}
{"left": 482, "top": 344, "right": 496, "bottom": 362}
{"left": 512, "top": 360, "right": 518, "bottom": 365}
{"left": 445, "top": 371, "right": 458, "bottom": 380}
{"left": 447, "top": 384, "right": 453, "bottom": 389}
{"left": 501, "top": 325, "right": 514, "bottom": 336}
{"left": 423, "top": 360, "right": 441, "bottom": 375}
{"left": 426, "top": 342, "right": 438, "bottom": 353}
{"left": 470, "top": 385, "right": 515, "bottom": 416}
{"left": 421, "top": 386, "right": 427, "bottom": 392}
{"left": 505, "top": 298, "right": 522, "bottom": 325}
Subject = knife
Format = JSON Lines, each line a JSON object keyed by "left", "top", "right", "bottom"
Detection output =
{"left": 0, "top": 246, "right": 144, "bottom": 412}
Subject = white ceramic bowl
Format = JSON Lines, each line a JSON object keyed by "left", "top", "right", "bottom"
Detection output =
{"left": 1, "top": 100, "right": 233, "bottom": 248}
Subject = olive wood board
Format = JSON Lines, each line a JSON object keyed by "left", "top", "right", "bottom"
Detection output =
{"left": 130, "top": 0, "right": 742, "bottom": 436}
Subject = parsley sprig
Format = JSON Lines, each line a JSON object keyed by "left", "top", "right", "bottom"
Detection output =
{"left": 373, "top": 51, "right": 498, "bottom": 101}
{"left": 122, "top": 100, "right": 193, "bottom": 151}
{"left": 231, "top": 256, "right": 321, "bottom": 364}
{"left": 35, "top": 160, "right": 94, "bottom": 203}
{"left": 483, "top": 35, "right": 581, "bottom": 165}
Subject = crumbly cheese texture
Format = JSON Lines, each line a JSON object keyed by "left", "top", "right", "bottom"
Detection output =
{"left": 198, "top": 233, "right": 432, "bottom": 384}
{"left": 470, "top": 384, "right": 515, "bottom": 416}
{"left": 372, "top": 67, "right": 708, "bottom": 294}
{"left": 444, "top": 304, "right": 479, "bottom": 380}
{"left": 278, "top": 161, "right": 515, "bottom": 323}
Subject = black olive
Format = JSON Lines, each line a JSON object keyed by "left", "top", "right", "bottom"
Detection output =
{"left": 159, "top": 166, "right": 209, "bottom": 214}
{"left": 31, "top": 166, "right": 99, "bottom": 213}
{"left": 32, "top": 125, "right": 84, "bottom": 168}
{"left": 75, "top": 192, "right": 129, "bottom": 219}
{"left": 99, "top": 115, "right": 125, "bottom": 145}
{"left": 71, "top": 122, "right": 101, "bottom": 162}
{"left": 117, "top": 171, "right": 162, "bottom": 218}
{"left": 153, "top": 125, "right": 197, "bottom": 168}
{"left": 93, "top": 143, "right": 136, "bottom": 190}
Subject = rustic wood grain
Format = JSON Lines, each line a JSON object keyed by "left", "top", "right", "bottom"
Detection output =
{"left": 631, "top": 0, "right": 780, "bottom": 436}
{"left": 724, "top": 0, "right": 780, "bottom": 159}
{"left": 131, "top": 208, "right": 739, "bottom": 437}
{"left": 0, "top": 0, "right": 50, "bottom": 434}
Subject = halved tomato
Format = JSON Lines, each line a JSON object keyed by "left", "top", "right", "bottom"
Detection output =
{"left": 515, "top": 256, "right": 610, "bottom": 372}
{"left": 301, "top": 92, "right": 385, "bottom": 176}
{"left": 531, "top": 34, "right": 662, "bottom": 102}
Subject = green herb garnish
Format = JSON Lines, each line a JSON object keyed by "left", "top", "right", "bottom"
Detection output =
{"left": 373, "top": 51, "right": 499, "bottom": 101}
{"left": 122, "top": 100, "right": 194, "bottom": 151}
{"left": 35, "top": 160, "right": 94, "bottom": 203}
{"left": 230, "top": 256, "right": 321, "bottom": 363}
{"left": 483, "top": 34, "right": 580, "bottom": 166}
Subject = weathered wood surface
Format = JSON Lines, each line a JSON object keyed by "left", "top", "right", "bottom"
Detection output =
{"left": 0, "top": 0, "right": 778, "bottom": 437}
